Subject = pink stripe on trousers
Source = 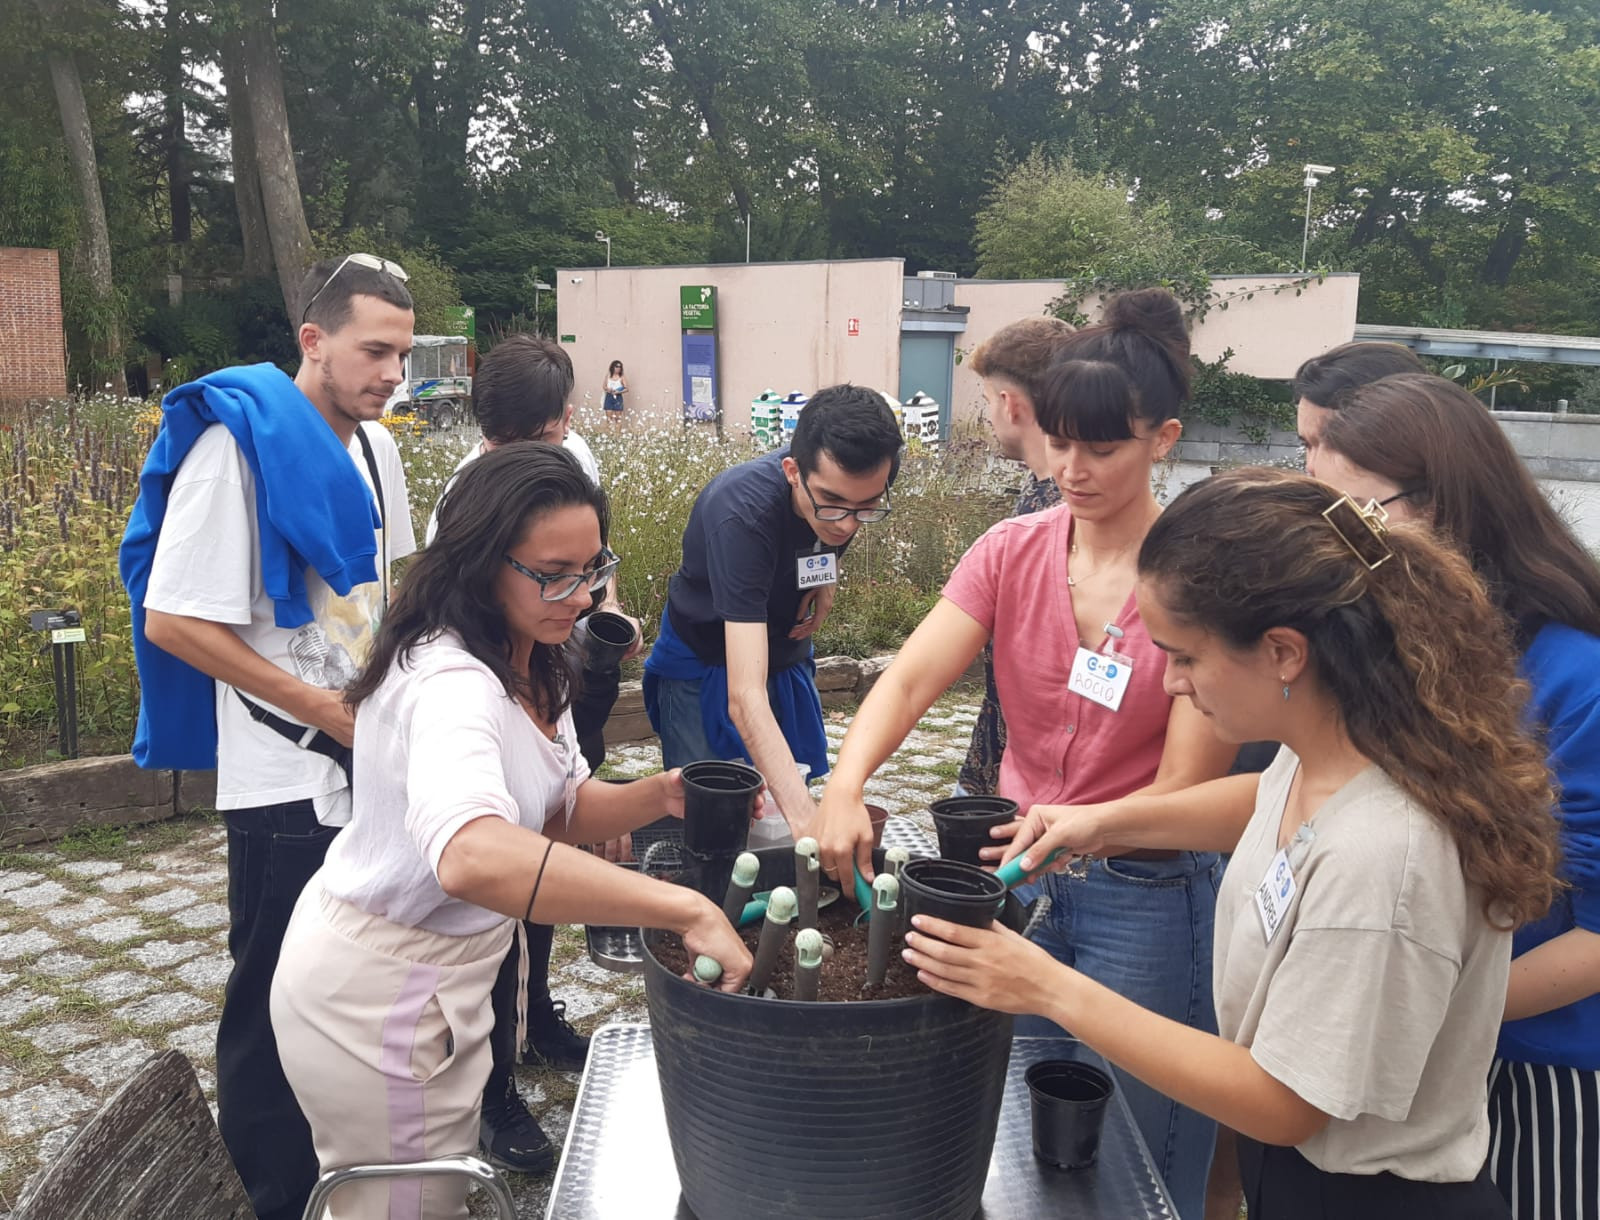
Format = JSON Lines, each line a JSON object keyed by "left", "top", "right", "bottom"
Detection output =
{"left": 378, "top": 963, "right": 443, "bottom": 1220}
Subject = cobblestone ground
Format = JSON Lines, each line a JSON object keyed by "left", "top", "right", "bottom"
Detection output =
{"left": 0, "top": 696, "right": 978, "bottom": 1218}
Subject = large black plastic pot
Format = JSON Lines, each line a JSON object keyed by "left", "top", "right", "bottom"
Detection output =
{"left": 644, "top": 846, "right": 1018, "bottom": 1220}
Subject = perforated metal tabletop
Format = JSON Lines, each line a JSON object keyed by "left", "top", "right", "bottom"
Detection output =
{"left": 545, "top": 1025, "right": 1176, "bottom": 1220}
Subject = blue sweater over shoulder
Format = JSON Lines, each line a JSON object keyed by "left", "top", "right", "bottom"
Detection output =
{"left": 1497, "top": 620, "right": 1600, "bottom": 1069}
{"left": 119, "top": 363, "right": 382, "bottom": 772}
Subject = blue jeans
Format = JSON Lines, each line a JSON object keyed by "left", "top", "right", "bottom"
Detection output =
{"left": 652, "top": 674, "right": 720, "bottom": 769}
{"left": 219, "top": 801, "right": 339, "bottom": 1220}
{"left": 1016, "top": 851, "right": 1224, "bottom": 1220}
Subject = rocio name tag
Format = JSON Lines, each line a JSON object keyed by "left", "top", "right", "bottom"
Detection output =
{"left": 796, "top": 551, "right": 837, "bottom": 589}
{"left": 1067, "top": 646, "right": 1132, "bottom": 712}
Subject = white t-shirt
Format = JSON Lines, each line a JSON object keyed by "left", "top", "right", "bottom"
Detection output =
{"left": 1214, "top": 747, "right": 1510, "bottom": 1181}
{"left": 319, "top": 632, "right": 591, "bottom": 934}
{"left": 143, "top": 421, "right": 416, "bottom": 822}
{"left": 424, "top": 431, "right": 602, "bottom": 546}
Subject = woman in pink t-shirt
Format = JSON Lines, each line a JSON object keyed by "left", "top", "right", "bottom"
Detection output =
{"left": 817, "top": 291, "right": 1237, "bottom": 1218}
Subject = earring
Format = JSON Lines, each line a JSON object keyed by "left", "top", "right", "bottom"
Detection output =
{"left": 1280, "top": 677, "right": 1291, "bottom": 702}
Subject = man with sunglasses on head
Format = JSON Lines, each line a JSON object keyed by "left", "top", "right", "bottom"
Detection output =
{"left": 124, "top": 254, "right": 415, "bottom": 1220}
{"left": 425, "top": 333, "right": 639, "bottom": 1176}
{"left": 644, "top": 384, "right": 902, "bottom": 838}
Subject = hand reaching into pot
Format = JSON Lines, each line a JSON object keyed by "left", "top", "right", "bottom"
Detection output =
{"left": 813, "top": 784, "right": 878, "bottom": 897}
{"left": 901, "top": 913, "right": 1070, "bottom": 1019}
{"left": 683, "top": 902, "right": 754, "bottom": 993}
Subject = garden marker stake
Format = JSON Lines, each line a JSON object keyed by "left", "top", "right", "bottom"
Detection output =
{"left": 794, "top": 928, "right": 824, "bottom": 1002}
{"left": 722, "top": 852, "right": 761, "bottom": 926}
{"left": 693, "top": 956, "right": 724, "bottom": 986}
{"left": 795, "top": 837, "right": 821, "bottom": 930}
{"left": 884, "top": 845, "right": 910, "bottom": 880}
{"left": 866, "top": 874, "right": 900, "bottom": 987}
{"left": 748, "top": 885, "right": 797, "bottom": 994}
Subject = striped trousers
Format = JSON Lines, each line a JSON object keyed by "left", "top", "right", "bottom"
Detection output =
{"left": 271, "top": 877, "right": 513, "bottom": 1220}
{"left": 1488, "top": 1056, "right": 1600, "bottom": 1220}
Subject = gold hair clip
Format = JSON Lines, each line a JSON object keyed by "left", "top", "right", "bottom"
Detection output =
{"left": 1322, "top": 494, "right": 1393, "bottom": 571}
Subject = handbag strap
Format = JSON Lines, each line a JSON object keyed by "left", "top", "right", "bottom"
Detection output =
{"left": 354, "top": 424, "right": 389, "bottom": 609}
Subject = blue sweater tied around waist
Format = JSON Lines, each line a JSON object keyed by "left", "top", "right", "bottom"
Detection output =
{"left": 119, "top": 363, "right": 381, "bottom": 772}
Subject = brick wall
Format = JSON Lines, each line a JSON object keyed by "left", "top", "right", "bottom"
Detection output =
{"left": 0, "top": 247, "right": 67, "bottom": 401}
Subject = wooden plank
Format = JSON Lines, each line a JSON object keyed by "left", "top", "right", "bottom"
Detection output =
{"left": 14, "top": 1049, "right": 254, "bottom": 1220}
{"left": 0, "top": 756, "right": 175, "bottom": 848}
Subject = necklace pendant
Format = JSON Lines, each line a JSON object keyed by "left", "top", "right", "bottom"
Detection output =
{"left": 1066, "top": 575, "right": 1076, "bottom": 587}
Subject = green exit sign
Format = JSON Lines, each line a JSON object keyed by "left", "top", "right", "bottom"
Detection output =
{"left": 680, "top": 285, "right": 717, "bottom": 330}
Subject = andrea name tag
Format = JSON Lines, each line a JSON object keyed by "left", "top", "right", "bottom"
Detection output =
{"left": 797, "top": 551, "right": 837, "bottom": 589}
{"left": 1067, "top": 646, "right": 1132, "bottom": 712}
{"left": 1253, "top": 848, "right": 1297, "bottom": 944}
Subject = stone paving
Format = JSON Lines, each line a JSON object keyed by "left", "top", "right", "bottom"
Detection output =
{"left": 0, "top": 695, "right": 978, "bottom": 1218}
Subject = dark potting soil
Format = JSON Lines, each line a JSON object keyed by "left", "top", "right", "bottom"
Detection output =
{"left": 653, "top": 897, "right": 926, "bottom": 1001}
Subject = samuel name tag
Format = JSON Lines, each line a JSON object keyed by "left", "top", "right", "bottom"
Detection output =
{"left": 1253, "top": 848, "right": 1297, "bottom": 944}
{"left": 1067, "top": 646, "right": 1133, "bottom": 712}
{"left": 796, "top": 551, "right": 838, "bottom": 589}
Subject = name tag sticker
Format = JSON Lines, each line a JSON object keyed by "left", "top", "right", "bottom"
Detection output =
{"left": 1067, "top": 646, "right": 1132, "bottom": 712}
{"left": 796, "top": 551, "right": 837, "bottom": 589}
{"left": 1253, "top": 848, "right": 1297, "bottom": 944}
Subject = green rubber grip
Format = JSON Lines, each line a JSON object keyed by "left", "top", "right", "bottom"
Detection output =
{"left": 995, "top": 848, "right": 1064, "bottom": 889}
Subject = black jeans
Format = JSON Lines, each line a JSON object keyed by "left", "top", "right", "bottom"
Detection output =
{"left": 484, "top": 920, "right": 556, "bottom": 1101}
{"left": 1238, "top": 1137, "right": 1511, "bottom": 1220}
{"left": 217, "top": 800, "right": 338, "bottom": 1220}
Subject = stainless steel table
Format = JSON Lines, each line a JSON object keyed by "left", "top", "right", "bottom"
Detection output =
{"left": 546, "top": 1024, "right": 1176, "bottom": 1219}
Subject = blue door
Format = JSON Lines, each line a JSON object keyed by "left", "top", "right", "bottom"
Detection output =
{"left": 898, "top": 331, "right": 955, "bottom": 438}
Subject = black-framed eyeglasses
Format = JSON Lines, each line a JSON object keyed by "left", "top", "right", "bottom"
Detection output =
{"left": 504, "top": 547, "right": 621, "bottom": 602}
{"left": 800, "top": 473, "right": 892, "bottom": 523}
{"left": 1377, "top": 488, "right": 1424, "bottom": 508}
{"left": 301, "top": 253, "right": 409, "bottom": 325}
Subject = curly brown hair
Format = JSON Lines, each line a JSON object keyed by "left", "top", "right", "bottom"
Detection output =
{"left": 1140, "top": 466, "right": 1561, "bottom": 927}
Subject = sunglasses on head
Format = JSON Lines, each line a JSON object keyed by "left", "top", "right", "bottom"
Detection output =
{"left": 301, "top": 253, "right": 409, "bottom": 325}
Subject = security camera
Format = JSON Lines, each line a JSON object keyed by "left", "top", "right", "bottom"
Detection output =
{"left": 1304, "top": 164, "right": 1336, "bottom": 176}
{"left": 570, "top": 276, "right": 583, "bottom": 284}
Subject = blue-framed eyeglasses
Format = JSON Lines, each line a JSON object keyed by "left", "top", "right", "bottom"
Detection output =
{"left": 504, "top": 547, "right": 621, "bottom": 602}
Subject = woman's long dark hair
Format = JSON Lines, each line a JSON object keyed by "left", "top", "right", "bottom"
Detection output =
{"left": 347, "top": 441, "right": 609, "bottom": 721}
{"left": 1140, "top": 467, "right": 1560, "bottom": 927}
{"left": 1320, "top": 373, "right": 1600, "bottom": 641}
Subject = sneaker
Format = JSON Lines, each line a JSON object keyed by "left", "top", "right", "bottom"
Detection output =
{"left": 479, "top": 1076, "right": 555, "bottom": 1175}
{"left": 522, "top": 999, "right": 591, "bottom": 1073}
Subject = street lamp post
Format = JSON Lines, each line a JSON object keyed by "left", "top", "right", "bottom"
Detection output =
{"left": 1301, "top": 164, "right": 1335, "bottom": 271}
{"left": 595, "top": 230, "right": 612, "bottom": 267}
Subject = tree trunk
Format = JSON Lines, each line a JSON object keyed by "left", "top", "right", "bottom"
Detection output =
{"left": 162, "top": 0, "right": 192, "bottom": 247}
{"left": 217, "top": 27, "right": 273, "bottom": 277}
{"left": 239, "top": 3, "right": 314, "bottom": 321}
{"left": 42, "top": 45, "right": 125, "bottom": 394}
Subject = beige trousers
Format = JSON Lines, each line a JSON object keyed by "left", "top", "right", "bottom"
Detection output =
{"left": 270, "top": 876, "right": 513, "bottom": 1220}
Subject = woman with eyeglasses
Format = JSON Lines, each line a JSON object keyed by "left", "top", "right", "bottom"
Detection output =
{"left": 816, "top": 290, "right": 1241, "bottom": 1217}
{"left": 1312, "top": 374, "right": 1600, "bottom": 1219}
{"left": 270, "top": 442, "right": 751, "bottom": 1220}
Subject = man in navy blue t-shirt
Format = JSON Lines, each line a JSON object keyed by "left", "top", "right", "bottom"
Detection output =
{"left": 644, "top": 384, "right": 902, "bottom": 836}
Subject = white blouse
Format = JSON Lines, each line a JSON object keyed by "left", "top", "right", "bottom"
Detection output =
{"left": 320, "top": 632, "right": 590, "bottom": 935}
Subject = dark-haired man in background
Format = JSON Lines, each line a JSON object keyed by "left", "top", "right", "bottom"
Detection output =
{"left": 644, "top": 384, "right": 903, "bottom": 837}
{"left": 127, "top": 255, "right": 416, "bottom": 1220}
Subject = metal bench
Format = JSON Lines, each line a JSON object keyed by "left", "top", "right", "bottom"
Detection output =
{"left": 12, "top": 1049, "right": 516, "bottom": 1220}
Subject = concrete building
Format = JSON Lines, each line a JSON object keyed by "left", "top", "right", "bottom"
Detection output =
{"left": 553, "top": 258, "right": 1359, "bottom": 435}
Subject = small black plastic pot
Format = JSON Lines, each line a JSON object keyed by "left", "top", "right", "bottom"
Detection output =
{"left": 679, "top": 760, "right": 762, "bottom": 859}
{"left": 899, "top": 857, "right": 1007, "bottom": 928}
{"left": 929, "top": 795, "right": 1019, "bottom": 865}
{"left": 582, "top": 610, "right": 637, "bottom": 670}
{"left": 1026, "top": 1060, "right": 1114, "bottom": 1170}
{"left": 645, "top": 845, "right": 1018, "bottom": 1220}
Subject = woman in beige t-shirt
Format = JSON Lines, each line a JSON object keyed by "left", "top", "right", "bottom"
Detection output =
{"left": 905, "top": 468, "right": 1562, "bottom": 1219}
